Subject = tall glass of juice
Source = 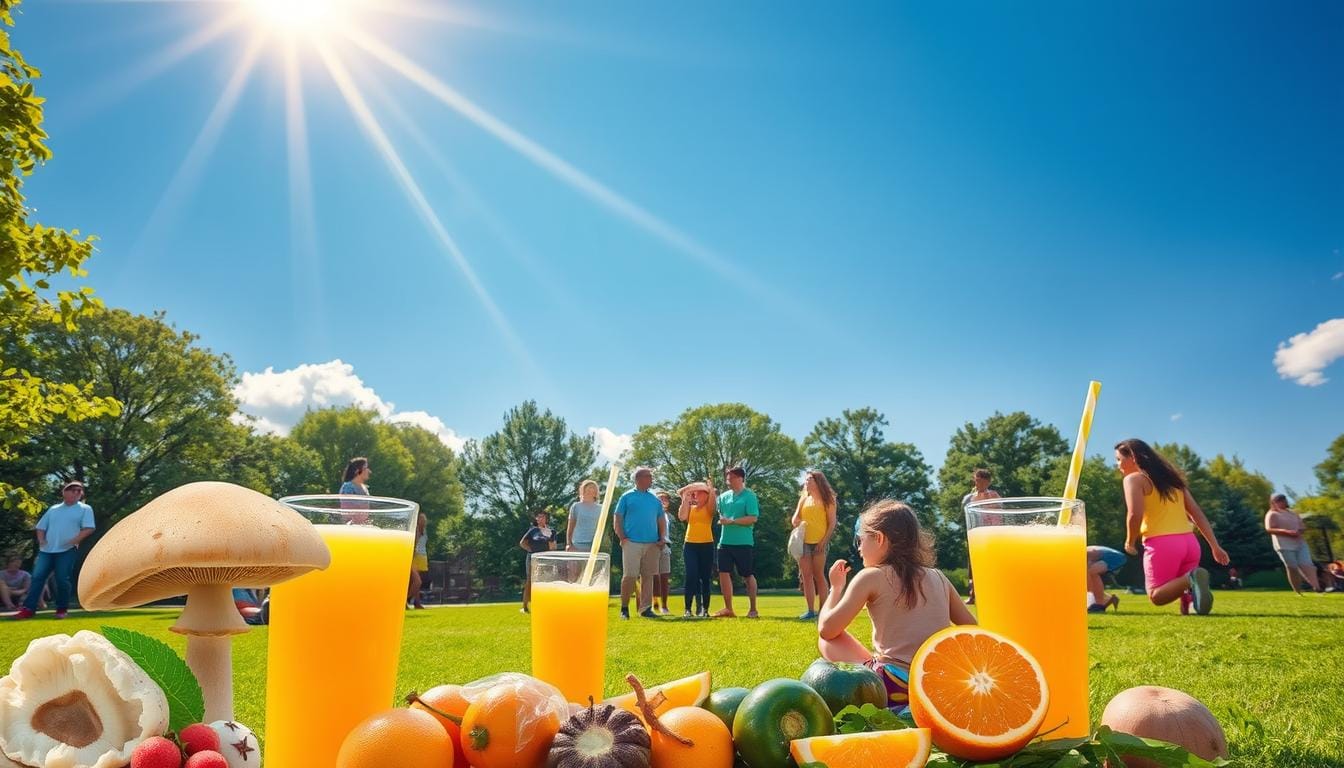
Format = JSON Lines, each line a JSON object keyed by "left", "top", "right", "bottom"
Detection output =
{"left": 530, "top": 551, "right": 610, "bottom": 703}
{"left": 266, "top": 495, "right": 418, "bottom": 767}
{"left": 965, "top": 497, "right": 1088, "bottom": 739}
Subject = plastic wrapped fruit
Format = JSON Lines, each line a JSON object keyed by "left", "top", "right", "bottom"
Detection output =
{"left": 0, "top": 631, "right": 169, "bottom": 768}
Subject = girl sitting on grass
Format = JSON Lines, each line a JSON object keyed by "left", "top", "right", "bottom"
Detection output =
{"left": 818, "top": 500, "right": 976, "bottom": 711}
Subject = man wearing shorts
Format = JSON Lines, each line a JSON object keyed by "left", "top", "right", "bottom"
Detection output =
{"left": 614, "top": 467, "right": 667, "bottom": 619}
{"left": 715, "top": 465, "right": 760, "bottom": 618}
{"left": 1264, "top": 493, "right": 1319, "bottom": 594}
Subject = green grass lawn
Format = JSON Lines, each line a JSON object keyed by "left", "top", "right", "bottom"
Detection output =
{"left": 3, "top": 590, "right": 1341, "bottom": 766}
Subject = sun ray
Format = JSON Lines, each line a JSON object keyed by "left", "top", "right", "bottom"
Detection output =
{"left": 127, "top": 33, "right": 266, "bottom": 261}
{"left": 310, "top": 38, "right": 536, "bottom": 370}
{"left": 282, "top": 38, "right": 329, "bottom": 349}
{"left": 338, "top": 25, "right": 756, "bottom": 287}
{"left": 62, "top": 8, "right": 246, "bottom": 126}
{"left": 355, "top": 67, "right": 575, "bottom": 313}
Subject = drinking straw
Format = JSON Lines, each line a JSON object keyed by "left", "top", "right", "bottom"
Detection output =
{"left": 582, "top": 462, "right": 622, "bottom": 585}
{"left": 1059, "top": 380, "right": 1102, "bottom": 526}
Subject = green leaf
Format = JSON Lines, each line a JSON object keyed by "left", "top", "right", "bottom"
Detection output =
{"left": 102, "top": 626, "right": 205, "bottom": 732}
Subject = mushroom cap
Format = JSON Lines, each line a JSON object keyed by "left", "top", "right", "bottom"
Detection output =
{"left": 78, "top": 481, "right": 331, "bottom": 610}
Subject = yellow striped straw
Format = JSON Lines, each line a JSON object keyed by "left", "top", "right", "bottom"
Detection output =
{"left": 582, "top": 462, "right": 622, "bottom": 585}
{"left": 1059, "top": 380, "right": 1102, "bottom": 526}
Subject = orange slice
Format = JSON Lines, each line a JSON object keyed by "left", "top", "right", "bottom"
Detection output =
{"left": 909, "top": 626, "right": 1049, "bottom": 762}
{"left": 605, "top": 671, "right": 711, "bottom": 723}
{"left": 789, "top": 728, "right": 932, "bottom": 768}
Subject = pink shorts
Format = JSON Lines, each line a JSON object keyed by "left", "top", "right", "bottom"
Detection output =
{"left": 1142, "top": 533, "right": 1201, "bottom": 592}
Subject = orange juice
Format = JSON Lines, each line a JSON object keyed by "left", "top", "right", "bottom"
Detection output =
{"left": 265, "top": 524, "right": 413, "bottom": 767}
{"left": 968, "top": 524, "right": 1089, "bottom": 738}
{"left": 531, "top": 580, "right": 609, "bottom": 703}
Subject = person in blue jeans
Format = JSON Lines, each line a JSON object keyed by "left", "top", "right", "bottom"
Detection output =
{"left": 1086, "top": 545, "right": 1127, "bottom": 613}
{"left": 14, "top": 481, "right": 96, "bottom": 620}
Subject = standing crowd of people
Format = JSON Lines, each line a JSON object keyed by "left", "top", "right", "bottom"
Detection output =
{"left": 5, "top": 439, "right": 1339, "bottom": 625}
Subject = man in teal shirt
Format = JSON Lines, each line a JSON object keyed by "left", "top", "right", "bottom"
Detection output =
{"left": 715, "top": 465, "right": 760, "bottom": 618}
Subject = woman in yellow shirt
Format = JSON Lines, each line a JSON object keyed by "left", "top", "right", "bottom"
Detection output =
{"left": 678, "top": 481, "right": 718, "bottom": 618}
{"left": 1116, "top": 439, "right": 1229, "bottom": 615}
{"left": 791, "top": 471, "right": 838, "bottom": 620}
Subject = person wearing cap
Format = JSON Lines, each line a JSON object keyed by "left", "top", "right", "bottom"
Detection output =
{"left": 614, "top": 467, "right": 667, "bottom": 619}
{"left": 13, "top": 481, "right": 95, "bottom": 620}
{"left": 715, "top": 465, "right": 761, "bottom": 619}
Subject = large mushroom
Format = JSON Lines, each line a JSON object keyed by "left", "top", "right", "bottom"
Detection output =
{"left": 78, "top": 481, "right": 330, "bottom": 723}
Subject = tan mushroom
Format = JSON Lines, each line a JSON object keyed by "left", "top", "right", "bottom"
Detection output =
{"left": 78, "top": 481, "right": 330, "bottom": 723}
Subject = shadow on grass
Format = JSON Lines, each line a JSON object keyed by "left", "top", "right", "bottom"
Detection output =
{"left": 1239, "top": 745, "right": 1344, "bottom": 768}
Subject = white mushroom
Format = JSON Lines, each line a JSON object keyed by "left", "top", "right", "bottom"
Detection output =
{"left": 0, "top": 631, "right": 169, "bottom": 768}
{"left": 78, "top": 482, "right": 330, "bottom": 723}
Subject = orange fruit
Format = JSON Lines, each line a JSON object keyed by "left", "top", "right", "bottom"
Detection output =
{"left": 337, "top": 708, "right": 455, "bottom": 768}
{"left": 460, "top": 679, "right": 563, "bottom": 768}
{"left": 909, "top": 626, "right": 1049, "bottom": 762}
{"left": 605, "top": 671, "right": 711, "bottom": 724}
{"left": 789, "top": 728, "right": 932, "bottom": 768}
{"left": 649, "top": 706, "right": 733, "bottom": 768}
{"left": 411, "top": 685, "right": 471, "bottom": 767}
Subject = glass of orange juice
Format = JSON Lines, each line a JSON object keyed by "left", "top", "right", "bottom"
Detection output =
{"left": 266, "top": 495, "right": 418, "bottom": 768}
{"left": 965, "top": 497, "right": 1088, "bottom": 739}
{"left": 530, "top": 551, "right": 610, "bottom": 704}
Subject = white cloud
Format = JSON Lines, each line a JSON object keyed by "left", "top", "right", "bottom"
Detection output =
{"left": 234, "top": 360, "right": 465, "bottom": 450}
{"left": 1333, "top": 271, "right": 1343, "bottom": 280}
{"left": 1274, "top": 318, "right": 1344, "bottom": 386}
{"left": 588, "top": 427, "right": 631, "bottom": 464}
{"left": 1170, "top": 413, "right": 1182, "bottom": 422}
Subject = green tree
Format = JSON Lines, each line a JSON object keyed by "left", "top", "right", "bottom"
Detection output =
{"left": 935, "top": 412, "right": 1069, "bottom": 566}
{"left": 289, "top": 407, "right": 413, "bottom": 492}
{"left": 389, "top": 422, "right": 466, "bottom": 559}
{"left": 628, "top": 403, "right": 805, "bottom": 585}
{"left": 0, "top": 0, "right": 117, "bottom": 521}
{"left": 1, "top": 310, "right": 239, "bottom": 536}
{"left": 802, "top": 408, "right": 934, "bottom": 558}
{"left": 458, "top": 401, "right": 597, "bottom": 587}
{"left": 222, "top": 429, "right": 327, "bottom": 498}
{"left": 1042, "top": 454, "right": 1126, "bottom": 551}
{"left": 1315, "top": 433, "right": 1344, "bottom": 497}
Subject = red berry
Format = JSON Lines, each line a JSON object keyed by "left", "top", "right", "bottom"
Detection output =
{"left": 184, "top": 751, "right": 229, "bottom": 768}
{"left": 131, "top": 736, "right": 183, "bottom": 768}
{"left": 180, "top": 723, "right": 221, "bottom": 755}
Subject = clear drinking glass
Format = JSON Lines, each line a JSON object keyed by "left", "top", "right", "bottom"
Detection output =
{"left": 265, "top": 495, "right": 418, "bottom": 767}
{"left": 529, "top": 551, "right": 610, "bottom": 704}
{"left": 965, "top": 497, "right": 1089, "bottom": 739}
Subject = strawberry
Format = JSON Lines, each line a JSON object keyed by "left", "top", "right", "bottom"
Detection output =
{"left": 180, "top": 723, "right": 221, "bottom": 756}
{"left": 130, "top": 736, "right": 183, "bottom": 768}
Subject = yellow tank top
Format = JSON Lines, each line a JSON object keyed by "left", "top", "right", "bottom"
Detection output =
{"left": 685, "top": 504, "right": 714, "bottom": 544}
{"left": 1139, "top": 477, "right": 1193, "bottom": 538}
{"left": 800, "top": 496, "right": 828, "bottom": 544}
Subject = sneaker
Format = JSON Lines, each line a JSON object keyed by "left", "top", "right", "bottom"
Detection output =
{"left": 1179, "top": 592, "right": 1193, "bottom": 615}
{"left": 11, "top": 608, "right": 34, "bottom": 620}
{"left": 683, "top": 610, "right": 693, "bottom": 618}
{"left": 698, "top": 609, "right": 709, "bottom": 618}
{"left": 520, "top": 606, "right": 529, "bottom": 614}
{"left": 1189, "top": 568, "right": 1213, "bottom": 615}
{"left": 746, "top": 610, "right": 760, "bottom": 619}
{"left": 54, "top": 610, "right": 68, "bottom": 619}
{"left": 620, "top": 608, "right": 630, "bottom": 620}
{"left": 640, "top": 609, "right": 658, "bottom": 619}
{"left": 799, "top": 610, "right": 818, "bottom": 620}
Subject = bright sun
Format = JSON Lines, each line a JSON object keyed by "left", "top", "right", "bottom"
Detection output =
{"left": 245, "top": 0, "right": 350, "bottom": 35}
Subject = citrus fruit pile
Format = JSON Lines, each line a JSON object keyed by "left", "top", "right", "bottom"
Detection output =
{"left": 334, "top": 625, "right": 1231, "bottom": 768}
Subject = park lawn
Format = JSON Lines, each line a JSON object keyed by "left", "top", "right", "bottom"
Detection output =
{"left": 2, "top": 590, "right": 1340, "bottom": 767}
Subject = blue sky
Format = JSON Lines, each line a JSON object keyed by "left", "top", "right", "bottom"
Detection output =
{"left": 14, "top": 1, "right": 1344, "bottom": 494}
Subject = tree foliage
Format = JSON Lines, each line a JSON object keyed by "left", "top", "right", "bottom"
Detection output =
{"left": 0, "top": 0, "right": 116, "bottom": 519}
{"left": 935, "top": 412, "right": 1070, "bottom": 566}
{"left": 1, "top": 310, "right": 239, "bottom": 539}
{"left": 457, "top": 401, "right": 597, "bottom": 585}
{"left": 803, "top": 408, "right": 935, "bottom": 558}
{"left": 628, "top": 402, "right": 805, "bottom": 584}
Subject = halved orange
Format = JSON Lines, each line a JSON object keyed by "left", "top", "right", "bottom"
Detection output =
{"left": 604, "top": 671, "right": 711, "bottom": 724}
{"left": 909, "top": 626, "right": 1049, "bottom": 761}
{"left": 789, "top": 728, "right": 932, "bottom": 768}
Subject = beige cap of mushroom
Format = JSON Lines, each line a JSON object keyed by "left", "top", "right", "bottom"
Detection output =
{"left": 78, "top": 481, "right": 331, "bottom": 723}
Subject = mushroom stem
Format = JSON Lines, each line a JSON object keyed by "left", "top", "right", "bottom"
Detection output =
{"left": 171, "top": 584, "right": 249, "bottom": 723}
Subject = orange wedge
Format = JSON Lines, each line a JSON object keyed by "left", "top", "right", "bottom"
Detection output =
{"left": 605, "top": 671, "right": 710, "bottom": 724}
{"left": 789, "top": 728, "right": 932, "bottom": 768}
{"left": 909, "top": 626, "right": 1049, "bottom": 761}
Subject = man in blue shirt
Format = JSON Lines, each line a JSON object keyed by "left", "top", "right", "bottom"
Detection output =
{"left": 14, "top": 481, "right": 96, "bottom": 620}
{"left": 614, "top": 466, "right": 667, "bottom": 619}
